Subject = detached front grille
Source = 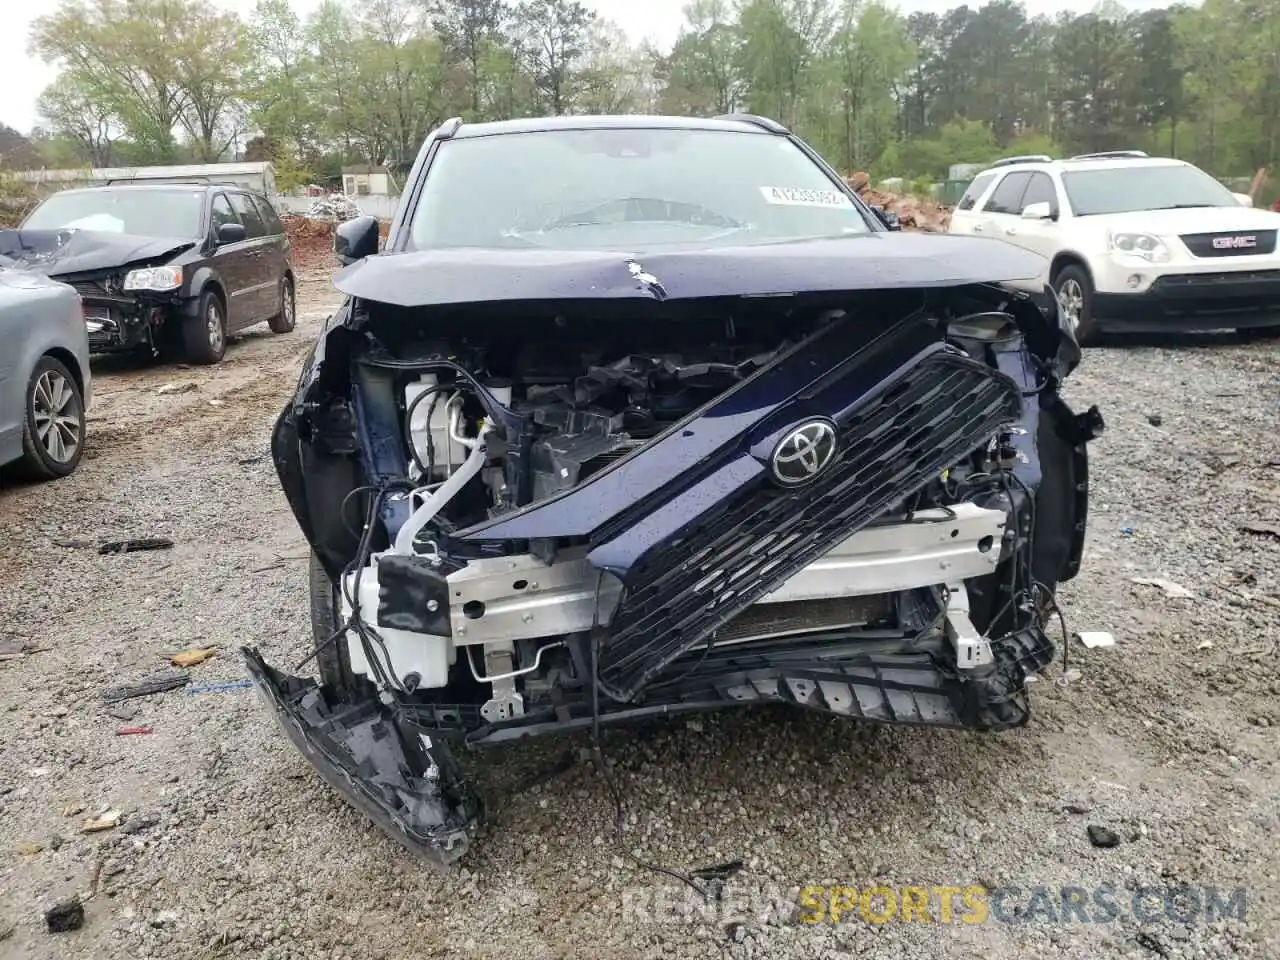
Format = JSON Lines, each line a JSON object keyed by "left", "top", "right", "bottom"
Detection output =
{"left": 596, "top": 349, "right": 1023, "bottom": 700}
{"left": 87, "top": 328, "right": 116, "bottom": 352}
{"left": 72, "top": 280, "right": 109, "bottom": 298}
{"left": 1180, "top": 229, "right": 1277, "bottom": 258}
{"left": 81, "top": 303, "right": 122, "bottom": 353}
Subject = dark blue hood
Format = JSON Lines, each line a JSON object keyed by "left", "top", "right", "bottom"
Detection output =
{"left": 332, "top": 231, "right": 1048, "bottom": 307}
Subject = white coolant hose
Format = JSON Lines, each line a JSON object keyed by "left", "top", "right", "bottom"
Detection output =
{"left": 393, "top": 418, "right": 492, "bottom": 554}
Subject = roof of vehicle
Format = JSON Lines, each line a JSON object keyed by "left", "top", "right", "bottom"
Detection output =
{"left": 976, "top": 153, "right": 1189, "bottom": 176}
{"left": 44, "top": 182, "right": 260, "bottom": 196}
{"left": 450, "top": 114, "right": 784, "bottom": 139}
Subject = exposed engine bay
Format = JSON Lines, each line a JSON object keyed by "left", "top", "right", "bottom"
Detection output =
{"left": 250, "top": 271, "right": 1102, "bottom": 866}
{"left": 405, "top": 335, "right": 787, "bottom": 515}
{"left": 266, "top": 284, "right": 1102, "bottom": 709}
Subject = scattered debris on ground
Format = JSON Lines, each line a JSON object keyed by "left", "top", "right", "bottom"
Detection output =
{"left": 184, "top": 679, "right": 252, "bottom": 694}
{"left": 80, "top": 808, "right": 122, "bottom": 833}
{"left": 1086, "top": 825, "right": 1122, "bottom": 848}
{"left": 44, "top": 898, "right": 84, "bottom": 934}
{"left": 99, "top": 671, "right": 190, "bottom": 702}
{"left": 1131, "top": 576, "right": 1194, "bottom": 599}
{"left": 1240, "top": 520, "right": 1280, "bottom": 539}
{"left": 156, "top": 382, "right": 198, "bottom": 396}
{"left": 306, "top": 193, "right": 361, "bottom": 222}
{"left": 1076, "top": 631, "right": 1116, "bottom": 649}
{"left": 170, "top": 646, "right": 217, "bottom": 668}
{"left": 98, "top": 537, "right": 174, "bottom": 555}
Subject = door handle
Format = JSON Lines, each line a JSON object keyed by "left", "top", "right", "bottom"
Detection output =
{"left": 972, "top": 224, "right": 984, "bottom": 233}
{"left": 1005, "top": 227, "right": 1017, "bottom": 236}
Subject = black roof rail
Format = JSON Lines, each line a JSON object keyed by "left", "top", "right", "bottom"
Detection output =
{"left": 1068, "top": 150, "right": 1149, "bottom": 160}
{"left": 713, "top": 113, "right": 789, "bottom": 134}
{"left": 988, "top": 154, "right": 1053, "bottom": 168}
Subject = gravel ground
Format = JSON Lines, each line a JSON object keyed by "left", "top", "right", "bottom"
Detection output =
{"left": 1, "top": 284, "right": 1278, "bottom": 959}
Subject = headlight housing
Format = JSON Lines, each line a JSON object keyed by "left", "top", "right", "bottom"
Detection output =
{"left": 1108, "top": 231, "right": 1171, "bottom": 263}
{"left": 122, "top": 265, "right": 183, "bottom": 292}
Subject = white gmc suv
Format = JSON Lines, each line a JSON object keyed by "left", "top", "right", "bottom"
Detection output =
{"left": 947, "top": 151, "right": 1280, "bottom": 343}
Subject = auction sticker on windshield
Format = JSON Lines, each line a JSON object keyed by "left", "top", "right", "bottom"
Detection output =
{"left": 760, "top": 186, "right": 855, "bottom": 209}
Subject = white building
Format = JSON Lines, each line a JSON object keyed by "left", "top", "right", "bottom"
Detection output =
{"left": 341, "top": 165, "right": 394, "bottom": 196}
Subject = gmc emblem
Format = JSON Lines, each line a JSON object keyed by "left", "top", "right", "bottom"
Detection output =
{"left": 1212, "top": 235, "right": 1257, "bottom": 249}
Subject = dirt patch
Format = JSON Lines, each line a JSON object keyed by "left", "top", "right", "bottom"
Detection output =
{"left": 283, "top": 215, "right": 391, "bottom": 275}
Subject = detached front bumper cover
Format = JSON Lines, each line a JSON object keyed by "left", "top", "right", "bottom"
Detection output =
{"left": 242, "top": 647, "right": 481, "bottom": 867}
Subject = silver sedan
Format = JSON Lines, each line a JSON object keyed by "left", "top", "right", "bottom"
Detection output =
{"left": 0, "top": 268, "right": 92, "bottom": 481}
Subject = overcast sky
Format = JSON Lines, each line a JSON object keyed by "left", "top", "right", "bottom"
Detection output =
{"left": 3, "top": 0, "right": 1173, "bottom": 134}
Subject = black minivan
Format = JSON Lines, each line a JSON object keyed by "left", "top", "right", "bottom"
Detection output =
{"left": 1, "top": 183, "right": 297, "bottom": 364}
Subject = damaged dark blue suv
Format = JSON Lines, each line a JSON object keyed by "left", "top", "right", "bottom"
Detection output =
{"left": 244, "top": 114, "right": 1103, "bottom": 866}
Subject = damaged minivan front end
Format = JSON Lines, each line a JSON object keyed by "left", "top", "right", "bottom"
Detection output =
{"left": 0, "top": 228, "right": 195, "bottom": 355}
{"left": 245, "top": 115, "right": 1102, "bottom": 866}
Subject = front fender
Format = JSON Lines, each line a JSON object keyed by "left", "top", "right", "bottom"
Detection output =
{"left": 271, "top": 299, "right": 365, "bottom": 581}
{"left": 183, "top": 266, "right": 223, "bottom": 311}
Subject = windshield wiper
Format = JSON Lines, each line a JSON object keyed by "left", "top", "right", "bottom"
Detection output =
{"left": 1149, "top": 203, "right": 1218, "bottom": 210}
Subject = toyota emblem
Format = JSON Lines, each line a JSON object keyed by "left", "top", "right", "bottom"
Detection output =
{"left": 769, "top": 420, "right": 839, "bottom": 486}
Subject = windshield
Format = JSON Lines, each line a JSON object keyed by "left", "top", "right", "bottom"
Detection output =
{"left": 408, "top": 128, "right": 872, "bottom": 250}
{"left": 24, "top": 189, "right": 205, "bottom": 238}
{"left": 1062, "top": 164, "right": 1238, "bottom": 216}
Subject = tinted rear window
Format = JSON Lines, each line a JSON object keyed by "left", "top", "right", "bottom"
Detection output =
{"left": 983, "top": 172, "right": 1032, "bottom": 215}
{"left": 228, "top": 193, "right": 265, "bottom": 238}
{"left": 251, "top": 195, "right": 283, "bottom": 234}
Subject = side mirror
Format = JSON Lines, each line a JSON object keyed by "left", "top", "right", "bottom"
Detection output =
{"left": 335, "top": 215, "right": 380, "bottom": 265}
{"left": 1232, "top": 192, "right": 1253, "bottom": 207}
{"left": 217, "top": 222, "right": 246, "bottom": 244}
{"left": 1021, "top": 202, "right": 1054, "bottom": 220}
{"left": 869, "top": 204, "right": 901, "bottom": 231}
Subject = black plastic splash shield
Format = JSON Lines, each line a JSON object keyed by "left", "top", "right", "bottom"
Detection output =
{"left": 242, "top": 647, "right": 480, "bottom": 867}
{"left": 458, "top": 619, "right": 1058, "bottom": 744}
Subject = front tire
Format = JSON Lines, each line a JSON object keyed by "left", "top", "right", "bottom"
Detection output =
{"left": 309, "top": 550, "right": 356, "bottom": 693}
{"left": 12, "top": 356, "right": 86, "bottom": 481}
{"left": 182, "top": 290, "right": 227, "bottom": 365}
{"left": 268, "top": 275, "right": 296, "bottom": 334}
{"left": 1053, "top": 264, "right": 1100, "bottom": 346}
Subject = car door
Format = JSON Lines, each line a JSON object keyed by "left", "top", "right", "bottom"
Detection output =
{"left": 977, "top": 171, "right": 1033, "bottom": 248}
{"left": 205, "top": 192, "right": 258, "bottom": 330}
{"left": 225, "top": 192, "right": 273, "bottom": 325}
{"left": 249, "top": 193, "right": 290, "bottom": 309}
{"left": 997, "top": 172, "right": 1061, "bottom": 259}
{"left": 949, "top": 172, "right": 999, "bottom": 235}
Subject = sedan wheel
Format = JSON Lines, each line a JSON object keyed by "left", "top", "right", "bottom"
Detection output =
{"left": 13, "top": 356, "right": 86, "bottom": 480}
